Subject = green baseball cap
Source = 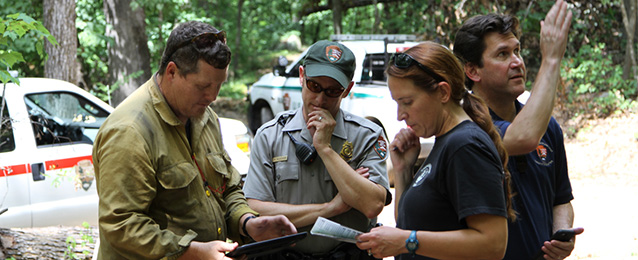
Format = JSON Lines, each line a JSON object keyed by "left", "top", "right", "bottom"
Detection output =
{"left": 302, "top": 40, "right": 356, "bottom": 89}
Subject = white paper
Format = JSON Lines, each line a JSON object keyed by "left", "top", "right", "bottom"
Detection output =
{"left": 310, "top": 216, "right": 362, "bottom": 243}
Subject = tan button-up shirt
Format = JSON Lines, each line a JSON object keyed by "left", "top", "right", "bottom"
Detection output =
{"left": 93, "top": 78, "right": 257, "bottom": 259}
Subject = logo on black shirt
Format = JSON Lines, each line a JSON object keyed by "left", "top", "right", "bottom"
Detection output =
{"left": 533, "top": 141, "right": 554, "bottom": 166}
{"left": 413, "top": 163, "right": 431, "bottom": 187}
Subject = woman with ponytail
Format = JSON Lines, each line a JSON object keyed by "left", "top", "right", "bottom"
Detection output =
{"left": 356, "top": 41, "right": 515, "bottom": 260}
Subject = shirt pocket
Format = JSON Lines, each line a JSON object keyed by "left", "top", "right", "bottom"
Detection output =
{"left": 157, "top": 162, "right": 198, "bottom": 189}
{"left": 206, "top": 152, "right": 231, "bottom": 177}
{"left": 274, "top": 161, "right": 299, "bottom": 202}
{"left": 156, "top": 162, "right": 199, "bottom": 210}
{"left": 206, "top": 152, "right": 240, "bottom": 188}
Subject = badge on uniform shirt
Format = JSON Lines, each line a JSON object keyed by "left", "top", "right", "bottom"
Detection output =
{"left": 374, "top": 135, "right": 388, "bottom": 159}
{"left": 339, "top": 141, "right": 353, "bottom": 161}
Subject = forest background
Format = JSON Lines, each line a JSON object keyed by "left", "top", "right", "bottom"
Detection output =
{"left": 1, "top": 0, "right": 638, "bottom": 259}
{"left": 1, "top": 0, "right": 637, "bottom": 135}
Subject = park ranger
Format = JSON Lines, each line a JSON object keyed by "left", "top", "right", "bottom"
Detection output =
{"left": 243, "top": 40, "right": 391, "bottom": 259}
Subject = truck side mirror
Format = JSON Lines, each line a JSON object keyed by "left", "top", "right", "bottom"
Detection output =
{"left": 273, "top": 56, "right": 288, "bottom": 77}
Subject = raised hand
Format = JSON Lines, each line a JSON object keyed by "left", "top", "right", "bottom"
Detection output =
{"left": 540, "top": 0, "right": 573, "bottom": 63}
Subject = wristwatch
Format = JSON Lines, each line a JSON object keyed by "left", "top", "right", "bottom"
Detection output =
{"left": 405, "top": 230, "right": 419, "bottom": 256}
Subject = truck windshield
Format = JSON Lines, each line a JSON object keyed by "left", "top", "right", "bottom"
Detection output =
{"left": 25, "top": 92, "right": 109, "bottom": 146}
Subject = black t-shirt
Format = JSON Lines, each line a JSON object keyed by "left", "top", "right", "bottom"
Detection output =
{"left": 396, "top": 121, "right": 508, "bottom": 260}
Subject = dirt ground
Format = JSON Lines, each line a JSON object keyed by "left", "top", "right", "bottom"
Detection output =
{"left": 562, "top": 111, "right": 638, "bottom": 259}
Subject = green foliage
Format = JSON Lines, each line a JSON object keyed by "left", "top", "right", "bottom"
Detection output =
{"left": 220, "top": 80, "right": 249, "bottom": 100}
{"left": 0, "top": 1, "right": 47, "bottom": 78}
{"left": 64, "top": 221, "right": 95, "bottom": 259}
{"left": 4, "top": 0, "right": 635, "bottom": 125}
{"left": 92, "top": 70, "right": 145, "bottom": 104}
{"left": 76, "top": 0, "right": 109, "bottom": 91}
{"left": 562, "top": 43, "right": 636, "bottom": 117}
{"left": 0, "top": 12, "right": 56, "bottom": 84}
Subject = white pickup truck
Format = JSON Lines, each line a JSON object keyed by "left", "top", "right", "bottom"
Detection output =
{"left": 0, "top": 77, "right": 252, "bottom": 228}
{"left": 247, "top": 35, "right": 434, "bottom": 184}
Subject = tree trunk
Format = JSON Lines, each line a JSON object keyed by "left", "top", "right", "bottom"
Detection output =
{"left": 332, "top": 0, "right": 343, "bottom": 35}
{"left": 104, "top": 0, "right": 152, "bottom": 107}
{"left": 620, "top": 0, "right": 638, "bottom": 90}
{"left": 43, "top": 0, "right": 78, "bottom": 86}
{"left": 0, "top": 226, "right": 97, "bottom": 260}
{"left": 233, "top": 0, "right": 245, "bottom": 79}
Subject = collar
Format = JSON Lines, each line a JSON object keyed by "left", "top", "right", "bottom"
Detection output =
{"left": 489, "top": 100, "right": 523, "bottom": 122}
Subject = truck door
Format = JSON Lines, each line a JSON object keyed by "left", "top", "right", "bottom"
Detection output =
{"left": 23, "top": 91, "right": 109, "bottom": 227}
{"left": 0, "top": 99, "right": 32, "bottom": 227}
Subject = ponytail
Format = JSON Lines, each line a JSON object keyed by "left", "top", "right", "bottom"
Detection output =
{"left": 462, "top": 92, "right": 517, "bottom": 221}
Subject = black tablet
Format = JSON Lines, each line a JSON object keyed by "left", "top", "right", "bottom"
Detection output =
{"left": 226, "top": 232, "right": 308, "bottom": 258}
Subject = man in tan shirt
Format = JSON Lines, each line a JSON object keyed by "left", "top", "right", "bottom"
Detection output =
{"left": 93, "top": 21, "right": 295, "bottom": 259}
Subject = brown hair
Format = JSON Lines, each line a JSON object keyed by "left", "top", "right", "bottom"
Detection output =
{"left": 158, "top": 21, "right": 231, "bottom": 76}
{"left": 387, "top": 42, "right": 516, "bottom": 220}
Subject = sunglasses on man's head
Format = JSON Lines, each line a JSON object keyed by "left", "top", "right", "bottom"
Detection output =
{"left": 391, "top": 52, "right": 446, "bottom": 83}
{"left": 305, "top": 78, "right": 345, "bottom": 98}
{"left": 163, "top": 30, "right": 227, "bottom": 65}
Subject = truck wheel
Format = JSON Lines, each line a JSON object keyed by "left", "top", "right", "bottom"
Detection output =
{"left": 248, "top": 101, "right": 274, "bottom": 134}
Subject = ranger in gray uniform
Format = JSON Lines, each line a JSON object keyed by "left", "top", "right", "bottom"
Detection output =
{"left": 243, "top": 40, "right": 391, "bottom": 259}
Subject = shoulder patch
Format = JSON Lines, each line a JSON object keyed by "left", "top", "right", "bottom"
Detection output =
{"left": 374, "top": 135, "right": 388, "bottom": 159}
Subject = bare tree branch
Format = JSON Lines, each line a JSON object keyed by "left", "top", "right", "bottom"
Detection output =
{"left": 298, "top": 0, "right": 401, "bottom": 17}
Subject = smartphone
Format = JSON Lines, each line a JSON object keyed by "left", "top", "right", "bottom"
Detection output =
{"left": 550, "top": 229, "right": 576, "bottom": 242}
{"left": 531, "top": 229, "right": 576, "bottom": 260}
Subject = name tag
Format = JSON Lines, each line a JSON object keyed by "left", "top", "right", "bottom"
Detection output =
{"left": 273, "top": 156, "right": 288, "bottom": 162}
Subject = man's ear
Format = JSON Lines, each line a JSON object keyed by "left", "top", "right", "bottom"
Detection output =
{"left": 298, "top": 65, "right": 305, "bottom": 85}
{"left": 165, "top": 61, "right": 179, "bottom": 81}
{"left": 341, "top": 81, "right": 354, "bottom": 98}
{"left": 464, "top": 62, "right": 481, "bottom": 83}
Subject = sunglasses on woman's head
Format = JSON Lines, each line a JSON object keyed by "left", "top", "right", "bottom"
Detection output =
{"left": 304, "top": 76, "right": 345, "bottom": 98}
{"left": 391, "top": 52, "right": 445, "bottom": 83}
{"left": 163, "top": 30, "right": 227, "bottom": 65}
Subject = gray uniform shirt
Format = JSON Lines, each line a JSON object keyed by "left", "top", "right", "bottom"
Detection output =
{"left": 243, "top": 108, "right": 391, "bottom": 254}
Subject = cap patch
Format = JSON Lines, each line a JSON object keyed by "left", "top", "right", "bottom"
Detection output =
{"left": 325, "top": 46, "right": 342, "bottom": 63}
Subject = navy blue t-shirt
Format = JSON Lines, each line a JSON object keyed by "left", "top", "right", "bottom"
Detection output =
{"left": 396, "top": 121, "right": 507, "bottom": 260}
{"left": 492, "top": 101, "right": 574, "bottom": 260}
